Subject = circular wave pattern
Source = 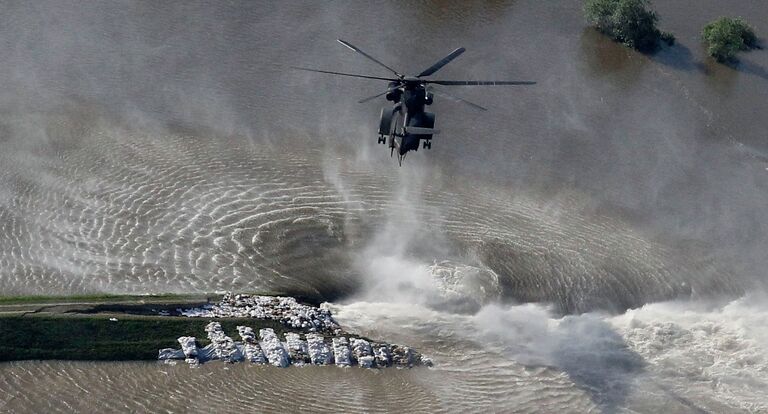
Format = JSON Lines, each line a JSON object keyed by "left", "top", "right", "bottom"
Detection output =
{"left": 0, "top": 112, "right": 737, "bottom": 312}
{"left": 0, "top": 114, "right": 359, "bottom": 299}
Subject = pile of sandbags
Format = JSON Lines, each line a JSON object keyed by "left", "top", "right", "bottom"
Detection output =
{"left": 390, "top": 344, "right": 413, "bottom": 367}
{"left": 351, "top": 338, "right": 375, "bottom": 368}
{"left": 331, "top": 337, "right": 352, "bottom": 367}
{"left": 237, "top": 326, "right": 267, "bottom": 364}
{"left": 158, "top": 338, "right": 199, "bottom": 363}
{"left": 180, "top": 293, "right": 340, "bottom": 333}
{"left": 159, "top": 297, "right": 432, "bottom": 368}
{"left": 178, "top": 336, "right": 199, "bottom": 364}
{"left": 159, "top": 327, "right": 430, "bottom": 368}
{"left": 203, "top": 322, "right": 243, "bottom": 363}
{"left": 259, "top": 328, "right": 290, "bottom": 367}
{"left": 158, "top": 348, "right": 184, "bottom": 360}
{"left": 284, "top": 332, "right": 310, "bottom": 364}
{"left": 373, "top": 343, "right": 392, "bottom": 367}
{"left": 306, "top": 333, "right": 334, "bottom": 365}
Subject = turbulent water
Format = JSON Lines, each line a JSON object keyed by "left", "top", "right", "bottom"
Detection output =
{"left": 1, "top": 1, "right": 768, "bottom": 412}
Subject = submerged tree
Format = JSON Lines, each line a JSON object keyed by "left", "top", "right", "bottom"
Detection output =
{"left": 703, "top": 17, "right": 758, "bottom": 63}
{"left": 584, "top": 0, "right": 673, "bottom": 52}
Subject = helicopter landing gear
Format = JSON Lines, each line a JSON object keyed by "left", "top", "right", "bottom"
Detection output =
{"left": 423, "top": 140, "right": 431, "bottom": 149}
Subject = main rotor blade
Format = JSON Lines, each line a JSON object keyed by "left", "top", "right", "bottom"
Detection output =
{"left": 337, "top": 39, "right": 403, "bottom": 78}
{"left": 427, "top": 80, "right": 537, "bottom": 86}
{"left": 430, "top": 88, "right": 487, "bottom": 111}
{"left": 357, "top": 90, "right": 388, "bottom": 103}
{"left": 416, "top": 47, "right": 465, "bottom": 78}
{"left": 291, "top": 66, "right": 399, "bottom": 82}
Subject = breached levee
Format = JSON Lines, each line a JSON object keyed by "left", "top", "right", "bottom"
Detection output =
{"left": 178, "top": 293, "right": 341, "bottom": 333}
{"left": 159, "top": 293, "right": 431, "bottom": 368}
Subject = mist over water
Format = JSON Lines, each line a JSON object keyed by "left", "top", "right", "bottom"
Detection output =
{"left": 1, "top": 0, "right": 768, "bottom": 412}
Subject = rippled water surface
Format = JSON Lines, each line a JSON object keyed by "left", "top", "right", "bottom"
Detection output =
{"left": 1, "top": 0, "right": 768, "bottom": 412}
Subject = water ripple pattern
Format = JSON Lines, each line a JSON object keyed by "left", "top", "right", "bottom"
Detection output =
{"left": 0, "top": 114, "right": 734, "bottom": 312}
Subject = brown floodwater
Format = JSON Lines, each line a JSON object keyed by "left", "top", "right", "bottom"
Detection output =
{"left": 1, "top": 0, "right": 767, "bottom": 412}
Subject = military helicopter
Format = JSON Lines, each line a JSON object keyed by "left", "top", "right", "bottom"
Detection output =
{"left": 293, "top": 39, "right": 535, "bottom": 165}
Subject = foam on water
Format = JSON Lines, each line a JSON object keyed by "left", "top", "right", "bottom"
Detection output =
{"left": 612, "top": 296, "right": 768, "bottom": 412}
{"left": 330, "top": 294, "right": 768, "bottom": 413}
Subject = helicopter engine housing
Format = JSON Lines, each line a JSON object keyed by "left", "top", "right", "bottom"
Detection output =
{"left": 385, "top": 82, "right": 402, "bottom": 102}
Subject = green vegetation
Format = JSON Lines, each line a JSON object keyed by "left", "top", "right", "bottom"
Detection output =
{"left": 0, "top": 313, "right": 289, "bottom": 362}
{"left": 584, "top": 0, "right": 673, "bottom": 52}
{"left": 660, "top": 31, "right": 675, "bottom": 46}
{"left": 703, "top": 17, "right": 758, "bottom": 62}
{"left": 0, "top": 293, "right": 337, "bottom": 362}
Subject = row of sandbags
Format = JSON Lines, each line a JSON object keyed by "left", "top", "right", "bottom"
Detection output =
{"left": 159, "top": 322, "right": 428, "bottom": 368}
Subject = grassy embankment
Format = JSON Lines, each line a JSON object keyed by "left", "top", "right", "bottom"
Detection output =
{"left": 0, "top": 293, "right": 291, "bottom": 362}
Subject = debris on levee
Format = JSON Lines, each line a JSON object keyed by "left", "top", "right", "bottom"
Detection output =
{"left": 159, "top": 292, "right": 431, "bottom": 369}
{"left": 179, "top": 292, "right": 341, "bottom": 334}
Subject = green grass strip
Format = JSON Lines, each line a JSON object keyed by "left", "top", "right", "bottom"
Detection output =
{"left": 0, "top": 313, "right": 290, "bottom": 362}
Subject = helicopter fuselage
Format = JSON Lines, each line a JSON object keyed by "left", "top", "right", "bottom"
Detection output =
{"left": 382, "top": 80, "right": 435, "bottom": 158}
